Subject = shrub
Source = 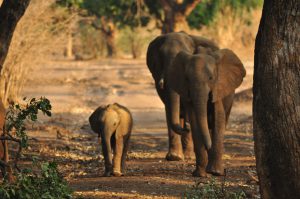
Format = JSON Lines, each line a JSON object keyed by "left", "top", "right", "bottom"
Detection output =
{"left": 182, "top": 178, "right": 246, "bottom": 199}
{"left": 0, "top": 97, "right": 73, "bottom": 199}
{"left": 0, "top": 161, "right": 73, "bottom": 199}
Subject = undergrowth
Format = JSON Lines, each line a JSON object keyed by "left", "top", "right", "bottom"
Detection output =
{"left": 182, "top": 178, "right": 246, "bottom": 199}
{"left": 0, "top": 161, "right": 72, "bottom": 199}
{"left": 0, "top": 97, "right": 73, "bottom": 199}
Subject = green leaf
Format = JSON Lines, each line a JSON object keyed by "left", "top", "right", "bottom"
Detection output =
{"left": 45, "top": 111, "right": 52, "bottom": 117}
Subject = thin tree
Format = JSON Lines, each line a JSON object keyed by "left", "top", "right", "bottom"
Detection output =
{"left": 253, "top": 0, "right": 300, "bottom": 198}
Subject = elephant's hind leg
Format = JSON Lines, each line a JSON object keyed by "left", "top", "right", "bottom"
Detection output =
{"left": 121, "top": 134, "right": 130, "bottom": 174}
{"left": 101, "top": 135, "right": 113, "bottom": 177}
{"left": 181, "top": 109, "right": 194, "bottom": 160}
{"left": 181, "top": 125, "right": 194, "bottom": 160}
{"left": 112, "top": 136, "right": 124, "bottom": 177}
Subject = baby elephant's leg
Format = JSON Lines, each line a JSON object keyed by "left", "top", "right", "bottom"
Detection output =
{"left": 101, "top": 137, "right": 113, "bottom": 176}
{"left": 121, "top": 135, "right": 130, "bottom": 173}
{"left": 113, "top": 136, "right": 124, "bottom": 176}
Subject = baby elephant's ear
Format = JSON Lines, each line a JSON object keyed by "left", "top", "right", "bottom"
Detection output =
{"left": 212, "top": 49, "right": 246, "bottom": 102}
{"left": 89, "top": 107, "right": 104, "bottom": 134}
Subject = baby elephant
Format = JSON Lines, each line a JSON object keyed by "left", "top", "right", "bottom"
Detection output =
{"left": 89, "top": 103, "right": 132, "bottom": 177}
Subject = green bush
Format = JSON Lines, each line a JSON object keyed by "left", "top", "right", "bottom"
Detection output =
{"left": 0, "top": 162, "right": 73, "bottom": 199}
{"left": 0, "top": 97, "right": 73, "bottom": 199}
{"left": 74, "top": 21, "right": 106, "bottom": 59}
{"left": 182, "top": 178, "right": 246, "bottom": 199}
{"left": 117, "top": 27, "right": 151, "bottom": 58}
{"left": 187, "top": 0, "right": 263, "bottom": 29}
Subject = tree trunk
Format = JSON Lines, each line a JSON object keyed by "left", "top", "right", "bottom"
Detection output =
{"left": 100, "top": 17, "right": 117, "bottom": 58}
{"left": 105, "top": 30, "right": 116, "bottom": 58}
{"left": 0, "top": 0, "right": 30, "bottom": 181}
{"left": 253, "top": 0, "right": 300, "bottom": 198}
{"left": 160, "top": 0, "right": 201, "bottom": 34}
{"left": 66, "top": 30, "right": 73, "bottom": 59}
{"left": 0, "top": 0, "right": 31, "bottom": 73}
{"left": 162, "top": 9, "right": 188, "bottom": 34}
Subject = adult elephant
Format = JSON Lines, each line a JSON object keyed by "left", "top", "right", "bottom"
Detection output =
{"left": 146, "top": 32, "right": 219, "bottom": 161}
{"left": 167, "top": 48, "right": 246, "bottom": 176}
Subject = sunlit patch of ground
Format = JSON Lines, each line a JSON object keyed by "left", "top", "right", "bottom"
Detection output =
{"left": 18, "top": 59, "right": 259, "bottom": 198}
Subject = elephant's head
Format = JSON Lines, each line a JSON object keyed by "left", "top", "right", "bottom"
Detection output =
{"left": 167, "top": 49, "right": 246, "bottom": 149}
{"left": 89, "top": 105, "right": 121, "bottom": 137}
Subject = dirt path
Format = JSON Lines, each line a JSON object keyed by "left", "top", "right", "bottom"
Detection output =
{"left": 21, "top": 59, "right": 259, "bottom": 198}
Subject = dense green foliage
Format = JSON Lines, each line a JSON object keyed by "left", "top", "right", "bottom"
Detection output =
{"left": 56, "top": 0, "right": 83, "bottom": 9}
{"left": 144, "top": 0, "right": 263, "bottom": 29}
{"left": 187, "top": 0, "right": 263, "bottom": 28}
{"left": 57, "top": 0, "right": 149, "bottom": 28}
{"left": 57, "top": 0, "right": 263, "bottom": 30}
{"left": 0, "top": 162, "right": 72, "bottom": 199}
{"left": 183, "top": 178, "right": 246, "bottom": 199}
{"left": 81, "top": 0, "right": 149, "bottom": 28}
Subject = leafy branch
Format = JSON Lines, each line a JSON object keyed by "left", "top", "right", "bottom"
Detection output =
{"left": 0, "top": 97, "right": 52, "bottom": 173}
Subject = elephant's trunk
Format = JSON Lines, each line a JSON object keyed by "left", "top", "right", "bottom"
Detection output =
{"left": 169, "top": 89, "right": 189, "bottom": 135}
{"left": 192, "top": 84, "right": 212, "bottom": 150}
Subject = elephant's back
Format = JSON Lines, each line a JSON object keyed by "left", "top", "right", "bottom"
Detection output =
{"left": 163, "top": 32, "right": 194, "bottom": 52}
{"left": 112, "top": 103, "right": 133, "bottom": 132}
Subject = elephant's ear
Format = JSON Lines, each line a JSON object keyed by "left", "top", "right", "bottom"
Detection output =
{"left": 89, "top": 106, "right": 105, "bottom": 134}
{"left": 212, "top": 49, "right": 246, "bottom": 102}
{"left": 167, "top": 51, "right": 191, "bottom": 99}
{"left": 146, "top": 35, "right": 166, "bottom": 81}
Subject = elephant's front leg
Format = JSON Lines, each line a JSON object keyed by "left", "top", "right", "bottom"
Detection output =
{"left": 188, "top": 106, "right": 208, "bottom": 177}
{"left": 156, "top": 85, "right": 184, "bottom": 161}
{"left": 112, "top": 136, "right": 124, "bottom": 176}
{"left": 207, "top": 100, "right": 225, "bottom": 176}
{"left": 165, "top": 106, "right": 184, "bottom": 161}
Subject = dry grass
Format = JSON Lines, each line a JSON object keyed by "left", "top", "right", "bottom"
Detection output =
{"left": 115, "top": 8, "right": 262, "bottom": 60}
{"left": 190, "top": 8, "right": 262, "bottom": 60}
{"left": 0, "top": 0, "right": 73, "bottom": 105}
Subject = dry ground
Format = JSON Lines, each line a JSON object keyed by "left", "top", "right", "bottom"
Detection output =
{"left": 20, "top": 59, "right": 258, "bottom": 198}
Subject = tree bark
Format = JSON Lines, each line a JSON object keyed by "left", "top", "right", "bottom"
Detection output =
{"left": 0, "top": 0, "right": 31, "bottom": 73}
{"left": 0, "top": 0, "right": 30, "bottom": 181}
{"left": 253, "top": 0, "right": 300, "bottom": 198}
{"left": 66, "top": 30, "right": 73, "bottom": 59}
{"left": 160, "top": 0, "right": 201, "bottom": 34}
{"left": 100, "top": 17, "right": 117, "bottom": 58}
